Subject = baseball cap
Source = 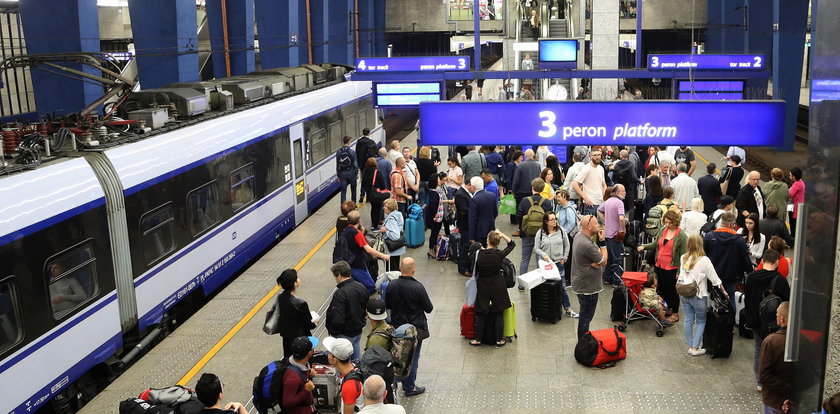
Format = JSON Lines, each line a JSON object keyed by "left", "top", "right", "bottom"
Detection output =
{"left": 322, "top": 337, "right": 354, "bottom": 361}
{"left": 290, "top": 336, "right": 319, "bottom": 359}
{"left": 717, "top": 195, "right": 735, "bottom": 209}
{"left": 366, "top": 297, "right": 388, "bottom": 321}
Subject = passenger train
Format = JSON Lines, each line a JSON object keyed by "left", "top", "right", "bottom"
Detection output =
{"left": 0, "top": 68, "right": 383, "bottom": 413}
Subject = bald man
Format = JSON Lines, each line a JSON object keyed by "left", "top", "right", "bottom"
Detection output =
{"left": 383, "top": 257, "right": 433, "bottom": 397}
{"left": 735, "top": 171, "right": 765, "bottom": 228}
{"left": 358, "top": 375, "right": 406, "bottom": 413}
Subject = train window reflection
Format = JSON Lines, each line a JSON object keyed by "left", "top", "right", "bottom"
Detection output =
{"left": 0, "top": 280, "right": 22, "bottom": 354}
{"left": 46, "top": 241, "right": 99, "bottom": 320}
{"left": 140, "top": 204, "right": 177, "bottom": 266}
{"left": 310, "top": 128, "right": 328, "bottom": 165}
{"left": 229, "top": 164, "right": 256, "bottom": 212}
{"left": 187, "top": 182, "right": 221, "bottom": 237}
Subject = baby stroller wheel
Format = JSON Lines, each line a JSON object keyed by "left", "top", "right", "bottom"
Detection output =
{"left": 617, "top": 324, "right": 627, "bottom": 332}
{"left": 656, "top": 329, "right": 664, "bottom": 337}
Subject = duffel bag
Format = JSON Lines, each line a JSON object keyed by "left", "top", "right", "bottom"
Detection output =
{"left": 574, "top": 327, "right": 627, "bottom": 368}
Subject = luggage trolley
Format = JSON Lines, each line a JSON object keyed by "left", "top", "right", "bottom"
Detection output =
{"left": 615, "top": 268, "right": 670, "bottom": 337}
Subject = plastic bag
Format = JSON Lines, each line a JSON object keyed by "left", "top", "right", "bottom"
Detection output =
{"left": 499, "top": 194, "right": 517, "bottom": 215}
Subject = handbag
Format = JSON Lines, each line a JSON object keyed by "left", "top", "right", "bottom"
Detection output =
{"left": 369, "top": 170, "right": 391, "bottom": 202}
{"left": 384, "top": 230, "right": 406, "bottom": 251}
{"left": 720, "top": 168, "right": 731, "bottom": 195}
{"left": 614, "top": 230, "right": 626, "bottom": 243}
{"left": 262, "top": 295, "right": 281, "bottom": 335}
{"left": 675, "top": 268, "right": 698, "bottom": 298}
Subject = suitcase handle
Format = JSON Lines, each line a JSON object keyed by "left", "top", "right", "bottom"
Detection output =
{"left": 598, "top": 328, "right": 624, "bottom": 356}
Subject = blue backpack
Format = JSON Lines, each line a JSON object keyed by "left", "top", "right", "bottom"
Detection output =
{"left": 407, "top": 204, "right": 423, "bottom": 221}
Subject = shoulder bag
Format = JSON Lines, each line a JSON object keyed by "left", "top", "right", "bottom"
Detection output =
{"left": 675, "top": 265, "right": 698, "bottom": 298}
{"left": 383, "top": 216, "right": 406, "bottom": 251}
{"left": 262, "top": 295, "right": 282, "bottom": 335}
{"left": 369, "top": 170, "right": 391, "bottom": 202}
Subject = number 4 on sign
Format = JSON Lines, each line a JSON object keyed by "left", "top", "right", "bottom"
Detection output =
{"left": 358, "top": 60, "right": 367, "bottom": 70}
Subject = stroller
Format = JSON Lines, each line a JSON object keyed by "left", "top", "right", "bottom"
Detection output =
{"left": 615, "top": 268, "right": 670, "bottom": 337}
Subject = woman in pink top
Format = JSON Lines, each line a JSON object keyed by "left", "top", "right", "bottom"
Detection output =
{"left": 789, "top": 167, "right": 805, "bottom": 235}
{"left": 638, "top": 209, "right": 688, "bottom": 322}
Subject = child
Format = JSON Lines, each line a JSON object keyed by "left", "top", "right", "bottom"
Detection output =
{"left": 640, "top": 273, "right": 673, "bottom": 326}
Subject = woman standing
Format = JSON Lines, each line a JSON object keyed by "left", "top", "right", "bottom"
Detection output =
{"left": 469, "top": 230, "right": 516, "bottom": 347}
{"left": 643, "top": 175, "right": 664, "bottom": 215}
{"left": 539, "top": 167, "right": 556, "bottom": 200}
{"left": 554, "top": 189, "right": 578, "bottom": 282}
{"left": 546, "top": 155, "right": 564, "bottom": 186}
{"left": 336, "top": 200, "right": 357, "bottom": 235}
{"left": 789, "top": 167, "right": 805, "bottom": 234}
{"left": 445, "top": 156, "right": 464, "bottom": 199}
{"left": 362, "top": 157, "right": 383, "bottom": 226}
{"left": 678, "top": 234, "right": 727, "bottom": 356}
{"left": 529, "top": 9, "right": 541, "bottom": 39}
{"left": 763, "top": 168, "right": 790, "bottom": 223}
{"left": 757, "top": 235, "right": 793, "bottom": 277}
{"left": 381, "top": 199, "right": 405, "bottom": 271}
{"left": 275, "top": 269, "right": 317, "bottom": 358}
{"left": 680, "top": 197, "right": 707, "bottom": 235}
{"left": 534, "top": 212, "right": 578, "bottom": 317}
{"left": 638, "top": 209, "right": 687, "bottom": 323}
{"left": 737, "top": 213, "right": 766, "bottom": 266}
{"left": 416, "top": 146, "right": 439, "bottom": 206}
{"left": 426, "top": 173, "right": 454, "bottom": 257}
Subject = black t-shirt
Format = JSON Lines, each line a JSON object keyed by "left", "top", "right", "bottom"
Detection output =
{"left": 416, "top": 158, "right": 438, "bottom": 182}
{"left": 343, "top": 226, "right": 370, "bottom": 269}
{"left": 674, "top": 148, "right": 695, "bottom": 167}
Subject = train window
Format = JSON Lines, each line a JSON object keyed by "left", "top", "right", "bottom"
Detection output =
{"left": 229, "top": 164, "right": 256, "bottom": 212}
{"left": 0, "top": 280, "right": 22, "bottom": 354}
{"left": 46, "top": 241, "right": 99, "bottom": 320}
{"left": 328, "top": 121, "right": 343, "bottom": 152}
{"left": 140, "top": 204, "right": 177, "bottom": 266}
{"left": 293, "top": 139, "right": 304, "bottom": 178}
{"left": 187, "top": 181, "right": 221, "bottom": 237}
{"left": 344, "top": 114, "right": 357, "bottom": 142}
{"left": 309, "top": 128, "right": 328, "bottom": 165}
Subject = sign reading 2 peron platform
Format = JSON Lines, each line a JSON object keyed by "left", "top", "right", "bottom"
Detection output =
{"left": 648, "top": 54, "right": 766, "bottom": 70}
{"left": 355, "top": 56, "right": 470, "bottom": 72}
{"left": 418, "top": 101, "right": 785, "bottom": 146}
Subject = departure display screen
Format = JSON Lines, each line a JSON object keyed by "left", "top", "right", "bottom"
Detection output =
{"left": 677, "top": 80, "right": 745, "bottom": 100}
{"left": 373, "top": 82, "right": 444, "bottom": 107}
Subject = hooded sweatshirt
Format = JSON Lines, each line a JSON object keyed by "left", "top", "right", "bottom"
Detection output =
{"left": 763, "top": 180, "right": 790, "bottom": 222}
{"left": 744, "top": 269, "right": 790, "bottom": 330}
{"left": 703, "top": 228, "right": 754, "bottom": 282}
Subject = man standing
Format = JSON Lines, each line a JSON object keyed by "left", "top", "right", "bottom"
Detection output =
{"left": 358, "top": 375, "right": 407, "bottom": 414}
{"left": 745, "top": 250, "right": 790, "bottom": 394}
{"left": 376, "top": 148, "right": 392, "bottom": 189}
{"left": 336, "top": 136, "right": 359, "bottom": 204}
{"left": 670, "top": 163, "right": 700, "bottom": 211}
{"left": 571, "top": 215, "right": 607, "bottom": 339}
{"left": 327, "top": 261, "right": 370, "bottom": 360}
{"left": 454, "top": 179, "right": 475, "bottom": 275}
{"left": 384, "top": 258, "right": 433, "bottom": 397}
{"left": 356, "top": 129, "right": 377, "bottom": 201}
{"left": 195, "top": 373, "right": 248, "bottom": 414}
{"left": 674, "top": 146, "right": 696, "bottom": 176}
{"left": 572, "top": 148, "right": 607, "bottom": 216}
{"left": 469, "top": 176, "right": 498, "bottom": 247}
{"left": 481, "top": 168, "right": 500, "bottom": 204}
{"left": 504, "top": 149, "right": 523, "bottom": 195}
{"left": 703, "top": 212, "right": 754, "bottom": 311}
{"left": 521, "top": 53, "right": 535, "bottom": 70}
{"left": 563, "top": 151, "right": 586, "bottom": 210}
{"left": 341, "top": 211, "right": 391, "bottom": 293}
{"left": 597, "top": 185, "right": 626, "bottom": 287}
{"left": 387, "top": 140, "right": 402, "bottom": 167}
{"left": 758, "top": 302, "right": 792, "bottom": 414}
{"left": 725, "top": 146, "right": 747, "bottom": 165}
{"left": 760, "top": 206, "right": 795, "bottom": 247}
{"left": 401, "top": 148, "right": 420, "bottom": 200}
{"left": 610, "top": 150, "right": 637, "bottom": 218}
{"left": 698, "top": 163, "right": 722, "bottom": 216}
{"left": 511, "top": 149, "right": 543, "bottom": 234}
{"left": 390, "top": 158, "right": 412, "bottom": 214}
{"left": 736, "top": 171, "right": 765, "bottom": 228}
{"left": 323, "top": 337, "right": 364, "bottom": 413}
{"left": 461, "top": 146, "right": 486, "bottom": 183}
{"left": 517, "top": 178, "right": 554, "bottom": 284}
{"left": 282, "top": 336, "right": 317, "bottom": 414}
{"left": 365, "top": 297, "right": 392, "bottom": 351}
{"left": 484, "top": 147, "right": 505, "bottom": 189}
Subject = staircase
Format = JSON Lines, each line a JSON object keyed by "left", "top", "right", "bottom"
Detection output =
{"left": 549, "top": 19, "right": 568, "bottom": 38}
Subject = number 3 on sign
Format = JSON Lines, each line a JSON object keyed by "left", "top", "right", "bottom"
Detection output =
{"left": 538, "top": 111, "right": 556, "bottom": 138}
{"left": 458, "top": 58, "right": 466, "bottom": 69}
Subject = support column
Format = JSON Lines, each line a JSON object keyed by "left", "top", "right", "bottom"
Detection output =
{"left": 206, "top": 0, "right": 255, "bottom": 77}
{"left": 705, "top": 0, "right": 747, "bottom": 53}
{"left": 310, "top": 0, "right": 329, "bottom": 63}
{"left": 128, "top": 0, "right": 198, "bottom": 89}
{"left": 19, "top": 0, "right": 100, "bottom": 115}
{"left": 590, "top": 0, "right": 618, "bottom": 99}
{"left": 255, "top": 0, "right": 306, "bottom": 68}
{"left": 326, "top": 0, "right": 352, "bottom": 65}
{"left": 374, "top": 0, "right": 387, "bottom": 56}
{"left": 771, "top": 0, "right": 808, "bottom": 151}
{"left": 359, "top": 0, "right": 375, "bottom": 58}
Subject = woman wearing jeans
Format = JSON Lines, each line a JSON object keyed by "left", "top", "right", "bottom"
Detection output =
{"left": 677, "top": 234, "right": 728, "bottom": 356}
{"left": 534, "top": 211, "right": 579, "bottom": 318}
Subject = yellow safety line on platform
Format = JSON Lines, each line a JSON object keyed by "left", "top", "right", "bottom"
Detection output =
{"left": 177, "top": 227, "right": 337, "bottom": 386}
{"left": 694, "top": 150, "right": 721, "bottom": 174}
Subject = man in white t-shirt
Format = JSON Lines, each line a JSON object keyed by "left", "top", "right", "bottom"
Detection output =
{"left": 572, "top": 148, "right": 607, "bottom": 216}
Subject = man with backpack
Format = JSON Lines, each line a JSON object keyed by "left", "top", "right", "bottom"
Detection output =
{"left": 337, "top": 211, "right": 390, "bottom": 294}
{"left": 610, "top": 150, "right": 638, "bottom": 219}
{"left": 327, "top": 261, "right": 373, "bottom": 361}
{"left": 365, "top": 297, "right": 392, "bottom": 351}
{"left": 744, "top": 250, "right": 790, "bottom": 393}
{"left": 510, "top": 149, "right": 542, "bottom": 233}
{"left": 704, "top": 212, "right": 754, "bottom": 312}
{"left": 572, "top": 148, "right": 607, "bottom": 216}
{"left": 280, "top": 336, "right": 317, "bottom": 414}
{"left": 337, "top": 135, "right": 359, "bottom": 204}
{"left": 356, "top": 129, "right": 377, "bottom": 203}
{"left": 517, "top": 178, "right": 554, "bottom": 288}
{"left": 323, "top": 337, "right": 365, "bottom": 413}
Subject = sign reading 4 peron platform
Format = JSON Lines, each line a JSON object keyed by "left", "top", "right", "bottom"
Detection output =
{"left": 418, "top": 101, "right": 785, "bottom": 146}
{"left": 355, "top": 56, "right": 470, "bottom": 72}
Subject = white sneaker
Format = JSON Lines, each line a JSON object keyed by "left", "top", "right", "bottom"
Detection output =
{"left": 565, "top": 309, "right": 580, "bottom": 318}
{"left": 688, "top": 348, "right": 707, "bottom": 356}
{"left": 756, "top": 385, "right": 763, "bottom": 392}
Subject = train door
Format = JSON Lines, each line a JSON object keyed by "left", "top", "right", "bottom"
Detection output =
{"left": 289, "top": 123, "right": 308, "bottom": 225}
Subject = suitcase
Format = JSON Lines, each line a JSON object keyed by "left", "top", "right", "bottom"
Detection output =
{"left": 460, "top": 304, "right": 476, "bottom": 339}
{"left": 621, "top": 246, "right": 636, "bottom": 274}
{"left": 530, "top": 279, "right": 562, "bottom": 324}
{"left": 704, "top": 291, "right": 734, "bottom": 358}
{"left": 405, "top": 216, "right": 426, "bottom": 248}
{"left": 574, "top": 327, "right": 627, "bottom": 367}
{"left": 502, "top": 302, "right": 517, "bottom": 339}
{"left": 434, "top": 234, "right": 449, "bottom": 260}
{"left": 610, "top": 287, "right": 631, "bottom": 322}
{"left": 448, "top": 232, "right": 462, "bottom": 263}
{"left": 624, "top": 220, "right": 642, "bottom": 247}
{"left": 633, "top": 199, "right": 645, "bottom": 222}
{"left": 735, "top": 291, "right": 753, "bottom": 338}
{"left": 311, "top": 364, "right": 340, "bottom": 413}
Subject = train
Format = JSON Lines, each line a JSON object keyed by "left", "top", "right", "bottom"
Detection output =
{"left": 0, "top": 64, "right": 383, "bottom": 413}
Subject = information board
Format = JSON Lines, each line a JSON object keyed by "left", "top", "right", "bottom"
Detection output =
{"left": 373, "top": 82, "right": 444, "bottom": 107}
{"left": 419, "top": 101, "right": 784, "bottom": 146}
{"left": 648, "top": 54, "right": 765, "bottom": 70}
{"left": 355, "top": 56, "right": 469, "bottom": 72}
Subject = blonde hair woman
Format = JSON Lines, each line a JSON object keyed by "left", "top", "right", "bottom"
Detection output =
{"left": 678, "top": 234, "right": 728, "bottom": 356}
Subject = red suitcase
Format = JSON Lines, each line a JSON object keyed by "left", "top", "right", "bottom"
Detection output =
{"left": 460, "top": 304, "right": 476, "bottom": 339}
{"left": 574, "top": 327, "right": 627, "bottom": 367}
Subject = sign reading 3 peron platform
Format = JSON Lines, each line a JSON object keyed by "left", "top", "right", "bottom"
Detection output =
{"left": 418, "top": 101, "right": 785, "bottom": 146}
{"left": 355, "top": 56, "right": 470, "bottom": 72}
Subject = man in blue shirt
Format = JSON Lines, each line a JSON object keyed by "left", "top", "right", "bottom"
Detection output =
{"left": 481, "top": 168, "right": 500, "bottom": 204}
{"left": 376, "top": 147, "right": 392, "bottom": 190}
{"left": 484, "top": 146, "right": 505, "bottom": 185}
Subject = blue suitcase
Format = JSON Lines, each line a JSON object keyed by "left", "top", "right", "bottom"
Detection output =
{"left": 405, "top": 216, "right": 426, "bottom": 248}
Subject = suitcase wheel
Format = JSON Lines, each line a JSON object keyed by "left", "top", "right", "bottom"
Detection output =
{"left": 656, "top": 329, "right": 665, "bottom": 337}
{"left": 617, "top": 324, "right": 627, "bottom": 332}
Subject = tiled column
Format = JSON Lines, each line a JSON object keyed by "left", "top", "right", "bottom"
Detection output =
{"left": 590, "top": 0, "right": 618, "bottom": 100}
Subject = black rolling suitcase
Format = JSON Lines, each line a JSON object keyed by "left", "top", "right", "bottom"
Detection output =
{"left": 633, "top": 199, "right": 645, "bottom": 222}
{"left": 703, "top": 289, "right": 734, "bottom": 358}
{"left": 530, "top": 279, "right": 562, "bottom": 323}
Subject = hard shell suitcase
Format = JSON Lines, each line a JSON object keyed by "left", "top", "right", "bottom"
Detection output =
{"left": 405, "top": 216, "right": 426, "bottom": 248}
{"left": 311, "top": 364, "right": 340, "bottom": 413}
{"left": 502, "top": 302, "right": 517, "bottom": 339}
{"left": 448, "top": 232, "right": 462, "bottom": 263}
{"left": 460, "top": 304, "right": 476, "bottom": 339}
{"left": 530, "top": 279, "right": 562, "bottom": 324}
{"left": 703, "top": 291, "right": 734, "bottom": 358}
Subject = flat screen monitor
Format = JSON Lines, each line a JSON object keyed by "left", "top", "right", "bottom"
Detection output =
{"left": 538, "top": 39, "right": 578, "bottom": 70}
{"left": 373, "top": 81, "right": 444, "bottom": 107}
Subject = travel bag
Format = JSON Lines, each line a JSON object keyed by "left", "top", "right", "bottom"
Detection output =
{"left": 460, "top": 304, "right": 476, "bottom": 339}
{"left": 311, "top": 364, "right": 341, "bottom": 413}
{"left": 405, "top": 216, "right": 426, "bottom": 248}
{"left": 610, "top": 287, "right": 631, "bottom": 322}
{"left": 502, "top": 302, "right": 517, "bottom": 339}
{"left": 530, "top": 279, "right": 562, "bottom": 324}
{"left": 734, "top": 291, "right": 753, "bottom": 338}
{"left": 448, "top": 232, "right": 462, "bottom": 263}
{"left": 434, "top": 234, "right": 449, "bottom": 260}
{"left": 574, "top": 327, "right": 627, "bottom": 368}
{"left": 703, "top": 288, "right": 734, "bottom": 358}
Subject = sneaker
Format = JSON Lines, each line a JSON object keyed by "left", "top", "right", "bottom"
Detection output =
{"left": 565, "top": 309, "right": 580, "bottom": 318}
{"left": 756, "top": 385, "right": 763, "bottom": 392}
{"left": 688, "top": 348, "right": 707, "bottom": 356}
{"left": 404, "top": 386, "right": 426, "bottom": 396}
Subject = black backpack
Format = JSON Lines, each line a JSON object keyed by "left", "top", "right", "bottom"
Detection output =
{"left": 332, "top": 228, "right": 357, "bottom": 264}
{"left": 700, "top": 214, "right": 723, "bottom": 237}
{"left": 337, "top": 147, "right": 354, "bottom": 171}
{"left": 501, "top": 258, "right": 516, "bottom": 288}
{"left": 119, "top": 399, "right": 175, "bottom": 414}
{"left": 252, "top": 359, "right": 295, "bottom": 414}
{"left": 758, "top": 276, "right": 783, "bottom": 337}
{"left": 612, "top": 161, "right": 634, "bottom": 188}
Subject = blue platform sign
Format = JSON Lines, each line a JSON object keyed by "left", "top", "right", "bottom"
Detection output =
{"left": 355, "top": 56, "right": 470, "bottom": 72}
{"left": 419, "top": 101, "right": 784, "bottom": 146}
{"left": 648, "top": 54, "right": 765, "bottom": 70}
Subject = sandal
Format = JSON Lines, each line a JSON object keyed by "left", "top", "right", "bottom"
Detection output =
{"left": 495, "top": 340, "right": 506, "bottom": 348}
{"left": 469, "top": 340, "right": 481, "bottom": 346}
{"left": 668, "top": 315, "right": 680, "bottom": 323}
